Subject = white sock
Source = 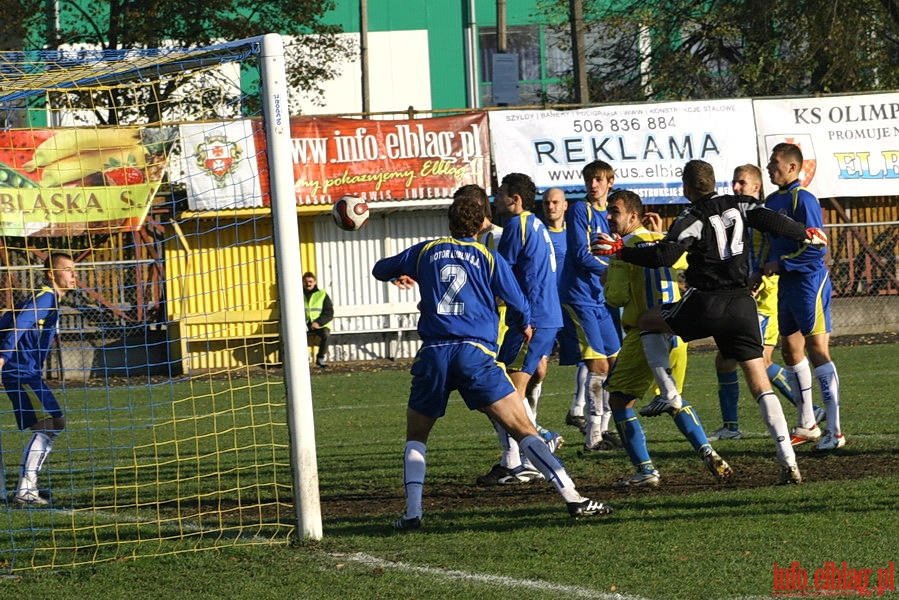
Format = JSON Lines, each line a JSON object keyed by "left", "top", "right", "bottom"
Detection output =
{"left": 814, "top": 362, "right": 841, "bottom": 434}
{"left": 519, "top": 435, "right": 582, "bottom": 503}
{"left": 585, "top": 371, "right": 606, "bottom": 447}
{"left": 570, "top": 363, "right": 587, "bottom": 417}
{"left": 527, "top": 381, "right": 543, "bottom": 416}
{"left": 494, "top": 420, "right": 522, "bottom": 470}
{"left": 600, "top": 391, "right": 612, "bottom": 432}
{"left": 642, "top": 332, "right": 680, "bottom": 402}
{"left": 518, "top": 398, "right": 538, "bottom": 469}
{"left": 521, "top": 396, "right": 537, "bottom": 426}
{"left": 17, "top": 431, "right": 54, "bottom": 495}
{"left": 756, "top": 391, "right": 796, "bottom": 466}
{"left": 785, "top": 358, "right": 815, "bottom": 428}
{"left": 402, "top": 441, "right": 427, "bottom": 520}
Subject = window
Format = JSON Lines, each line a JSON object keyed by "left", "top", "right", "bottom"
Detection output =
{"left": 478, "top": 25, "right": 565, "bottom": 106}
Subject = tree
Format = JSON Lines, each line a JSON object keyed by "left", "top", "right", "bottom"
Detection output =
{"left": 537, "top": 0, "right": 899, "bottom": 104}
{"left": 0, "top": 0, "right": 354, "bottom": 119}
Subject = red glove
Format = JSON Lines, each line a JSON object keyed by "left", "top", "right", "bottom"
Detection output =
{"left": 590, "top": 232, "right": 623, "bottom": 257}
{"left": 805, "top": 227, "right": 827, "bottom": 248}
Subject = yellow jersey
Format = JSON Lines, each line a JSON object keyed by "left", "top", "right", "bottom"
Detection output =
{"left": 605, "top": 227, "right": 688, "bottom": 329}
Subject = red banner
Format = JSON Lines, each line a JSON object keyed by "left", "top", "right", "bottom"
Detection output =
{"left": 255, "top": 113, "right": 490, "bottom": 206}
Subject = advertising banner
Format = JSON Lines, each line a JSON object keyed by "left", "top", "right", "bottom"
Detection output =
{"left": 276, "top": 113, "right": 491, "bottom": 205}
{"left": 0, "top": 127, "right": 164, "bottom": 237}
{"left": 753, "top": 93, "right": 899, "bottom": 198}
{"left": 488, "top": 99, "right": 758, "bottom": 204}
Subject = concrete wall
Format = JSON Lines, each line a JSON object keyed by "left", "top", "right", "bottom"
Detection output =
{"left": 830, "top": 296, "right": 899, "bottom": 336}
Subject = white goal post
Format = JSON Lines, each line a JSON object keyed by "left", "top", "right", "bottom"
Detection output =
{"left": 259, "top": 34, "right": 323, "bottom": 541}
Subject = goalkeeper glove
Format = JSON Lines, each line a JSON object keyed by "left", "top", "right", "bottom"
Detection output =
{"left": 590, "top": 232, "right": 623, "bottom": 258}
{"left": 805, "top": 227, "right": 827, "bottom": 248}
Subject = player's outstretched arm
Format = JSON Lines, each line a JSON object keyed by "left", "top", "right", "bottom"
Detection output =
{"left": 745, "top": 206, "right": 809, "bottom": 242}
{"left": 372, "top": 243, "right": 423, "bottom": 282}
{"left": 619, "top": 239, "right": 685, "bottom": 268}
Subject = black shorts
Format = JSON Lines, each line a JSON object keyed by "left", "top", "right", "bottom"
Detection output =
{"left": 660, "top": 288, "right": 763, "bottom": 362}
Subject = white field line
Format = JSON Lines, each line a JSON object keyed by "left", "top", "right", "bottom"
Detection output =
{"left": 4, "top": 505, "right": 836, "bottom": 600}
{"left": 330, "top": 551, "right": 651, "bottom": 600}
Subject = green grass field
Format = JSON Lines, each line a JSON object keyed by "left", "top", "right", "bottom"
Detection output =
{"left": 2, "top": 340, "right": 897, "bottom": 599}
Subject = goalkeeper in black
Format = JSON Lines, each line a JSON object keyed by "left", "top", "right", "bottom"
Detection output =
{"left": 591, "top": 159, "right": 828, "bottom": 485}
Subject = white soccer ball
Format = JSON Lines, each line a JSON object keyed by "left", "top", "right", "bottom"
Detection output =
{"left": 331, "top": 195, "right": 370, "bottom": 231}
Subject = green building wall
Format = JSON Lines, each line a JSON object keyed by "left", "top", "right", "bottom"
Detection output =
{"left": 321, "top": 0, "right": 544, "bottom": 110}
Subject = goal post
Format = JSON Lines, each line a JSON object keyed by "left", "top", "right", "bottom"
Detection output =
{"left": 0, "top": 34, "right": 321, "bottom": 571}
{"left": 259, "top": 33, "right": 322, "bottom": 541}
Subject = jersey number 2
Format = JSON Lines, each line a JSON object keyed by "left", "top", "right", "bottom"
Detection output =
{"left": 438, "top": 264, "right": 466, "bottom": 315}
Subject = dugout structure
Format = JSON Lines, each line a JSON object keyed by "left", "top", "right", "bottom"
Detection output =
{"left": 0, "top": 35, "right": 321, "bottom": 571}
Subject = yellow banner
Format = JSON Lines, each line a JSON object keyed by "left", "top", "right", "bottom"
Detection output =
{"left": 0, "top": 126, "right": 166, "bottom": 236}
{"left": 0, "top": 183, "right": 159, "bottom": 237}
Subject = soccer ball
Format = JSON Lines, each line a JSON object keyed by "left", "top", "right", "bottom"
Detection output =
{"left": 331, "top": 195, "right": 370, "bottom": 231}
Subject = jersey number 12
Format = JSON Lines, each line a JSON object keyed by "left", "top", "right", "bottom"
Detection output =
{"left": 709, "top": 208, "right": 745, "bottom": 260}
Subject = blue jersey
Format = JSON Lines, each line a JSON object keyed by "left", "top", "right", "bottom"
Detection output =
{"left": 546, "top": 224, "right": 566, "bottom": 285}
{"left": 764, "top": 181, "right": 826, "bottom": 275}
{"left": 496, "top": 211, "right": 563, "bottom": 328}
{"left": 372, "top": 236, "right": 530, "bottom": 348}
{"left": 559, "top": 199, "right": 611, "bottom": 305}
{"left": 0, "top": 285, "right": 60, "bottom": 378}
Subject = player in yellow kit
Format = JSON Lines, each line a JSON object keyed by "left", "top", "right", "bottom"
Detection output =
{"left": 601, "top": 190, "right": 732, "bottom": 487}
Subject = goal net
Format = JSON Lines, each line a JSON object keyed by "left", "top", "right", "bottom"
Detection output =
{"left": 0, "top": 35, "right": 318, "bottom": 571}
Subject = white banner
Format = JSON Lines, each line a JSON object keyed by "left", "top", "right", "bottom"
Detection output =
{"left": 180, "top": 120, "right": 263, "bottom": 210}
{"left": 753, "top": 93, "right": 899, "bottom": 198}
{"left": 488, "top": 99, "right": 758, "bottom": 204}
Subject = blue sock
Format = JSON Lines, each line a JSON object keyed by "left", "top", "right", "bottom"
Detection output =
{"left": 612, "top": 408, "right": 653, "bottom": 472}
{"left": 672, "top": 401, "right": 712, "bottom": 455}
{"left": 767, "top": 363, "right": 795, "bottom": 405}
{"left": 716, "top": 370, "right": 739, "bottom": 430}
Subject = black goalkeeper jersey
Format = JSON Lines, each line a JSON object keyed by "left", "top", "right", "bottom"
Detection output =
{"left": 621, "top": 193, "right": 808, "bottom": 293}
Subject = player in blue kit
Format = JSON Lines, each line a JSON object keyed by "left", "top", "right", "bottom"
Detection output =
{"left": 372, "top": 191, "right": 612, "bottom": 529}
{"left": 540, "top": 188, "right": 589, "bottom": 433}
{"left": 476, "top": 173, "right": 564, "bottom": 485}
{"left": 0, "top": 252, "right": 78, "bottom": 506}
{"left": 710, "top": 164, "right": 824, "bottom": 440}
{"left": 557, "top": 160, "right": 622, "bottom": 453}
{"left": 601, "top": 190, "right": 732, "bottom": 487}
{"left": 764, "top": 143, "right": 845, "bottom": 451}
{"left": 541, "top": 188, "right": 569, "bottom": 279}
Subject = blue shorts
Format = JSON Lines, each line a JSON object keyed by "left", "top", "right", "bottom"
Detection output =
{"left": 557, "top": 303, "right": 622, "bottom": 366}
{"left": 498, "top": 326, "right": 560, "bottom": 375}
{"left": 3, "top": 374, "right": 63, "bottom": 430}
{"left": 408, "top": 340, "right": 516, "bottom": 418}
{"left": 778, "top": 269, "right": 832, "bottom": 337}
{"left": 607, "top": 304, "right": 624, "bottom": 345}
